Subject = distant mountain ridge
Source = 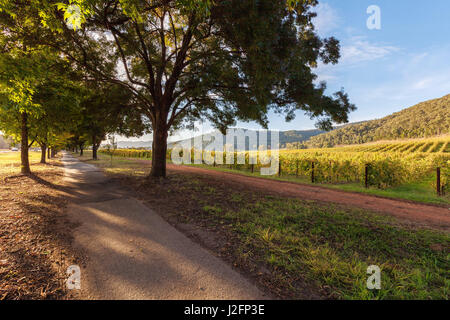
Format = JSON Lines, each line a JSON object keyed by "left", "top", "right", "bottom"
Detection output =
{"left": 114, "top": 140, "right": 153, "bottom": 149}
{"left": 306, "top": 94, "right": 450, "bottom": 148}
{"left": 114, "top": 128, "right": 330, "bottom": 150}
{"left": 167, "top": 128, "right": 331, "bottom": 150}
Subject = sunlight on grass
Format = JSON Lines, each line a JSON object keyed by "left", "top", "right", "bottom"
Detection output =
{"left": 0, "top": 151, "right": 43, "bottom": 175}
{"left": 73, "top": 151, "right": 151, "bottom": 177}
{"left": 221, "top": 198, "right": 450, "bottom": 299}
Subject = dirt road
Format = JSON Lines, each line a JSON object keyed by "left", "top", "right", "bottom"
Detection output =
{"left": 167, "top": 164, "right": 450, "bottom": 231}
{"left": 61, "top": 153, "right": 267, "bottom": 299}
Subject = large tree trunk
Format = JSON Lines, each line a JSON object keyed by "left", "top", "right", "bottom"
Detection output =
{"left": 150, "top": 123, "right": 168, "bottom": 178}
{"left": 92, "top": 134, "right": 98, "bottom": 160}
{"left": 20, "top": 112, "right": 31, "bottom": 175}
{"left": 47, "top": 147, "right": 51, "bottom": 159}
{"left": 79, "top": 145, "right": 84, "bottom": 156}
{"left": 40, "top": 143, "right": 47, "bottom": 164}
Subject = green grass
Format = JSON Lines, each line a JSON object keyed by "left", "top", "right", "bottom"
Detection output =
{"left": 325, "top": 175, "right": 447, "bottom": 205}
{"left": 75, "top": 151, "right": 152, "bottom": 177}
{"left": 217, "top": 197, "right": 449, "bottom": 299}
{"left": 187, "top": 163, "right": 450, "bottom": 206}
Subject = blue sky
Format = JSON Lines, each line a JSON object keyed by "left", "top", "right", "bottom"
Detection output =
{"left": 131, "top": 0, "right": 450, "bottom": 141}
{"left": 252, "top": 0, "right": 450, "bottom": 131}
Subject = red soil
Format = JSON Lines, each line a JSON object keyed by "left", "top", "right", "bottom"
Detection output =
{"left": 167, "top": 164, "right": 450, "bottom": 231}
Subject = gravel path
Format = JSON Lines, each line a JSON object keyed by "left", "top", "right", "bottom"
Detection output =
{"left": 61, "top": 152, "right": 267, "bottom": 300}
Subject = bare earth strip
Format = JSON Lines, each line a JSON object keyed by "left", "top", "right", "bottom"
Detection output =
{"left": 167, "top": 164, "right": 450, "bottom": 232}
{"left": 60, "top": 152, "right": 267, "bottom": 299}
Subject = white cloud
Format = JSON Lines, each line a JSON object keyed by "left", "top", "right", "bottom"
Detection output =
{"left": 315, "top": 73, "right": 337, "bottom": 83}
{"left": 412, "top": 78, "right": 433, "bottom": 90}
{"left": 313, "top": 3, "right": 341, "bottom": 36}
{"left": 314, "top": 36, "right": 400, "bottom": 84}
{"left": 310, "top": 4, "right": 400, "bottom": 84}
{"left": 349, "top": 46, "right": 450, "bottom": 119}
{"left": 408, "top": 52, "right": 429, "bottom": 66}
{"left": 340, "top": 36, "right": 400, "bottom": 65}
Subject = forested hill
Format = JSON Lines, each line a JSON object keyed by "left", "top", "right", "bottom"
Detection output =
{"left": 306, "top": 94, "right": 450, "bottom": 148}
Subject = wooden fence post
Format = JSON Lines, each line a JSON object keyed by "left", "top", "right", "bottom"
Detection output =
{"left": 437, "top": 167, "right": 441, "bottom": 196}
{"left": 365, "top": 164, "right": 369, "bottom": 189}
{"left": 278, "top": 161, "right": 281, "bottom": 177}
{"left": 311, "top": 161, "right": 315, "bottom": 183}
{"left": 296, "top": 160, "right": 299, "bottom": 177}
{"left": 251, "top": 164, "right": 254, "bottom": 173}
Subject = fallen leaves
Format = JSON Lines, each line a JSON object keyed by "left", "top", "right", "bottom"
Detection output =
{"left": 0, "top": 163, "right": 77, "bottom": 300}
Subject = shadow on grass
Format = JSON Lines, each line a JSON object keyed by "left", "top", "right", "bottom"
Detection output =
{"left": 0, "top": 170, "right": 81, "bottom": 300}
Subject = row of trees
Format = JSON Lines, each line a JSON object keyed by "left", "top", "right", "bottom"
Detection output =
{"left": 0, "top": 42, "right": 147, "bottom": 172}
{"left": 0, "top": 0, "right": 355, "bottom": 177}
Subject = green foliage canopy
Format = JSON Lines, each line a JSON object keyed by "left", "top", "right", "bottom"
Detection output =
{"left": 1, "top": 0, "right": 356, "bottom": 176}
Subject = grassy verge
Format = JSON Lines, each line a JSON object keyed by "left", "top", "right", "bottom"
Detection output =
{"left": 187, "top": 164, "right": 450, "bottom": 206}
{"left": 212, "top": 198, "right": 449, "bottom": 299}
{"left": 79, "top": 152, "right": 450, "bottom": 300}
{"left": 76, "top": 151, "right": 151, "bottom": 177}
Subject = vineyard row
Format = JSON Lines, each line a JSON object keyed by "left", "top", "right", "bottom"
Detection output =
{"left": 100, "top": 148, "right": 449, "bottom": 190}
